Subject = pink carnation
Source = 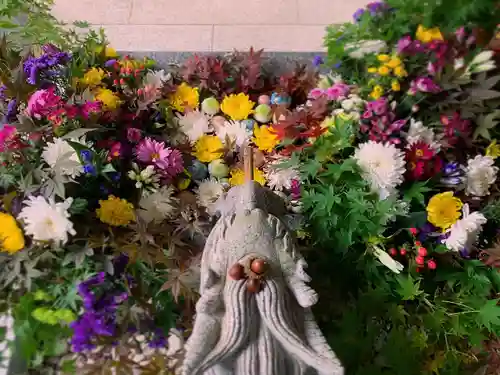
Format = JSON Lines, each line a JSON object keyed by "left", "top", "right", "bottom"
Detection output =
{"left": 326, "top": 83, "right": 350, "bottom": 101}
{"left": 26, "top": 87, "right": 62, "bottom": 119}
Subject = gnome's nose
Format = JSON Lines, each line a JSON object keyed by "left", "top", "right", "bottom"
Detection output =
{"left": 228, "top": 257, "right": 270, "bottom": 293}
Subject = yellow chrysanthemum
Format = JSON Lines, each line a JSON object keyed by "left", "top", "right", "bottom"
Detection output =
{"left": 170, "top": 83, "right": 199, "bottom": 112}
{"left": 82, "top": 67, "right": 105, "bottom": 86}
{"left": 486, "top": 140, "right": 500, "bottom": 159}
{"left": 192, "top": 135, "right": 224, "bottom": 163}
{"left": 377, "top": 54, "right": 390, "bottom": 62}
{"left": 367, "top": 67, "right": 377, "bottom": 73}
{"left": 391, "top": 80, "right": 401, "bottom": 92}
{"left": 95, "top": 89, "right": 121, "bottom": 110}
{"left": 221, "top": 93, "right": 255, "bottom": 121}
{"left": 96, "top": 195, "right": 135, "bottom": 226}
{"left": 378, "top": 66, "right": 391, "bottom": 76}
{"left": 370, "top": 85, "right": 384, "bottom": 100}
{"left": 0, "top": 212, "right": 25, "bottom": 254}
{"left": 386, "top": 57, "right": 402, "bottom": 69}
{"left": 416, "top": 25, "right": 444, "bottom": 44}
{"left": 426, "top": 192, "right": 463, "bottom": 230}
{"left": 394, "top": 66, "right": 408, "bottom": 78}
{"left": 253, "top": 125, "right": 279, "bottom": 153}
{"left": 229, "top": 168, "right": 266, "bottom": 186}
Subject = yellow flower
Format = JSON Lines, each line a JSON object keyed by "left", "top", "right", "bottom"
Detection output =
{"left": 367, "top": 67, "right": 377, "bottom": 73}
{"left": 394, "top": 66, "right": 408, "bottom": 78}
{"left": 391, "top": 80, "right": 401, "bottom": 92}
{"left": 377, "top": 54, "right": 390, "bottom": 62}
{"left": 96, "top": 195, "right": 135, "bottom": 226}
{"left": 229, "top": 168, "right": 266, "bottom": 186}
{"left": 95, "top": 89, "right": 121, "bottom": 110}
{"left": 192, "top": 135, "right": 224, "bottom": 163}
{"left": 378, "top": 66, "right": 391, "bottom": 76}
{"left": 486, "top": 140, "right": 500, "bottom": 159}
{"left": 253, "top": 125, "right": 279, "bottom": 152}
{"left": 0, "top": 212, "right": 24, "bottom": 254}
{"left": 386, "top": 57, "right": 402, "bottom": 69}
{"left": 82, "top": 67, "right": 105, "bottom": 86}
{"left": 416, "top": 25, "right": 444, "bottom": 43}
{"left": 221, "top": 93, "right": 255, "bottom": 121}
{"left": 105, "top": 46, "right": 118, "bottom": 58}
{"left": 370, "top": 85, "right": 384, "bottom": 99}
{"left": 426, "top": 192, "right": 463, "bottom": 230}
{"left": 170, "top": 83, "right": 200, "bottom": 112}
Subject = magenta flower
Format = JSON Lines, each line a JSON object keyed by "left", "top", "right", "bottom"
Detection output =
{"left": 326, "top": 83, "right": 350, "bottom": 101}
{"left": 0, "top": 125, "right": 16, "bottom": 152}
{"left": 26, "top": 87, "right": 62, "bottom": 119}
{"left": 127, "top": 128, "right": 142, "bottom": 143}
{"left": 308, "top": 88, "right": 325, "bottom": 99}
{"left": 136, "top": 137, "right": 171, "bottom": 166}
{"left": 397, "top": 36, "right": 413, "bottom": 54}
{"left": 366, "top": 97, "right": 388, "bottom": 116}
{"left": 157, "top": 148, "right": 184, "bottom": 178}
{"left": 455, "top": 27, "right": 467, "bottom": 43}
{"left": 81, "top": 101, "right": 101, "bottom": 119}
{"left": 409, "top": 77, "right": 441, "bottom": 95}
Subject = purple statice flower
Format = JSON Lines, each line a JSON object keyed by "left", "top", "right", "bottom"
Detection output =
{"left": 409, "top": 77, "right": 441, "bottom": 95}
{"left": 312, "top": 55, "right": 324, "bottom": 67}
{"left": 326, "top": 83, "right": 350, "bottom": 101}
{"left": 23, "top": 51, "right": 71, "bottom": 85}
{"left": 353, "top": 8, "right": 365, "bottom": 22}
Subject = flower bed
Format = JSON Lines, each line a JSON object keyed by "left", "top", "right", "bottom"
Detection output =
{"left": 1, "top": 1, "right": 500, "bottom": 374}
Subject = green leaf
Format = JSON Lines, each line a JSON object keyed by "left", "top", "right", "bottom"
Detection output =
{"left": 68, "top": 198, "right": 88, "bottom": 215}
{"left": 395, "top": 275, "right": 423, "bottom": 301}
{"left": 402, "top": 181, "right": 431, "bottom": 206}
{"left": 477, "top": 299, "right": 500, "bottom": 332}
{"left": 473, "top": 110, "right": 500, "bottom": 140}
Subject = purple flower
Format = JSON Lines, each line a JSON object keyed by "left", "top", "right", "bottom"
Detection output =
{"left": 157, "top": 148, "right": 184, "bottom": 179}
{"left": 353, "top": 8, "right": 365, "bottom": 22}
{"left": 409, "top": 77, "right": 441, "bottom": 95}
{"left": 366, "top": 1, "right": 386, "bottom": 15}
{"left": 23, "top": 51, "right": 71, "bottom": 85}
{"left": 3, "top": 99, "right": 17, "bottom": 123}
{"left": 312, "top": 55, "right": 324, "bottom": 67}
{"left": 326, "top": 83, "right": 350, "bottom": 101}
{"left": 105, "top": 59, "right": 118, "bottom": 67}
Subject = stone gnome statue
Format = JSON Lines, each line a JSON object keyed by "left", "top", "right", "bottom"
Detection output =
{"left": 182, "top": 148, "right": 344, "bottom": 375}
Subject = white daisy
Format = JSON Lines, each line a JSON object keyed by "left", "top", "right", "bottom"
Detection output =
{"left": 353, "top": 141, "right": 406, "bottom": 200}
{"left": 405, "top": 118, "right": 440, "bottom": 150}
{"left": 196, "top": 178, "right": 225, "bottom": 215}
{"left": 216, "top": 120, "right": 251, "bottom": 148}
{"left": 265, "top": 161, "right": 299, "bottom": 191}
{"left": 444, "top": 204, "right": 487, "bottom": 252}
{"left": 42, "top": 138, "right": 83, "bottom": 179}
{"left": 18, "top": 196, "right": 75, "bottom": 245}
{"left": 138, "top": 186, "right": 178, "bottom": 224}
{"left": 176, "top": 110, "right": 211, "bottom": 143}
{"left": 465, "top": 155, "right": 498, "bottom": 197}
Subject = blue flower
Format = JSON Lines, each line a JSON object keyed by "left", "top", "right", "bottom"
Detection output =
{"left": 353, "top": 8, "right": 365, "bottom": 22}
{"left": 84, "top": 164, "right": 97, "bottom": 175}
{"left": 312, "top": 55, "right": 324, "bottom": 67}
{"left": 80, "top": 150, "right": 92, "bottom": 162}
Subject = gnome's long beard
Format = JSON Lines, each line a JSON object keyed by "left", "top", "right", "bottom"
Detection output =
{"left": 184, "top": 276, "right": 342, "bottom": 375}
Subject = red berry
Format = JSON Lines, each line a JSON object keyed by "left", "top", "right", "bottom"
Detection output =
{"left": 409, "top": 228, "right": 418, "bottom": 235}
{"left": 427, "top": 259, "right": 437, "bottom": 270}
{"left": 415, "top": 241, "right": 422, "bottom": 247}
{"left": 418, "top": 247, "right": 428, "bottom": 257}
{"left": 113, "top": 79, "right": 119, "bottom": 85}
{"left": 119, "top": 78, "right": 125, "bottom": 85}
{"left": 415, "top": 255, "right": 425, "bottom": 265}
{"left": 400, "top": 248, "right": 407, "bottom": 256}
{"left": 389, "top": 248, "right": 397, "bottom": 257}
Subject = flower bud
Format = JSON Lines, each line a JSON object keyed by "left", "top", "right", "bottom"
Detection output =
{"left": 201, "top": 97, "right": 220, "bottom": 115}
{"left": 258, "top": 95, "right": 270, "bottom": 105}
{"left": 254, "top": 104, "right": 272, "bottom": 123}
{"left": 188, "top": 160, "right": 208, "bottom": 181}
{"left": 208, "top": 159, "right": 229, "bottom": 178}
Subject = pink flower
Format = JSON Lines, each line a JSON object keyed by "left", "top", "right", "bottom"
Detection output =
{"left": 108, "top": 142, "right": 122, "bottom": 161}
{"left": 157, "top": 148, "right": 184, "bottom": 178}
{"left": 127, "top": 128, "right": 142, "bottom": 142}
{"left": 135, "top": 137, "right": 171, "bottom": 167}
{"left": 366, "top": 97, "right": 388, "bottom": 116}
{"left": 326, "top": 83, "right": 350, "bottom": 101}
{"left": 455, "top": 27, "right": 466, "bottom": 43}
{"left": 81, "top": 101, "right": 101, "bottom": 119}
{"left": 26, "top": 87, "right": 62, "bottom": 119}
{"left": 409, "top": 77, "right": 441, "bottom": 94}
{"left": 0, "top": 125, "right": 16, "bottom": 151}
{"left": 308, "top": 88, "right": 325, "bottom": 99}
{"left": 397, "top": 36, "right": 413, "bottom": 54}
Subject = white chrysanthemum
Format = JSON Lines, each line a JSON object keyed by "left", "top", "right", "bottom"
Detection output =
{"left": 176, "top": 110, "right": 211, "bottom": 143}
{"left": 216, "top": 120, "right": 251, "bottom": 148}
{"left": 465, "top": 155, "right": 498, "bottom": 197}
{"left": 406, "top": 118, "right": 440, "bottom": 150}
{"left": 353, "top": 141, "right": 406, "bottom": 200}
{"left": 345, "top": 40, "right": 387, "bottom": 59}
{"left": 42, "top": 138, "right": 83, "bottom": 178}
{"left": 138, "top": 186, "right": 178, "bottom": 224}
{"left": 18, "top": 196, "right": 75, "bottom": 245}
{"left": 196, "top": 178, "right": 225, "bottom": 215}
{"left": 265, "top": 161, "right": 299, "bottom": 191}
{"left": 444, "top": 204, "right": 487, "bottom": 252}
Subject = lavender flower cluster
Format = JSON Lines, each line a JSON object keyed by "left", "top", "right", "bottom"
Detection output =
{"left": 23, "top": 48, "right": 71, "bottom": 85}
